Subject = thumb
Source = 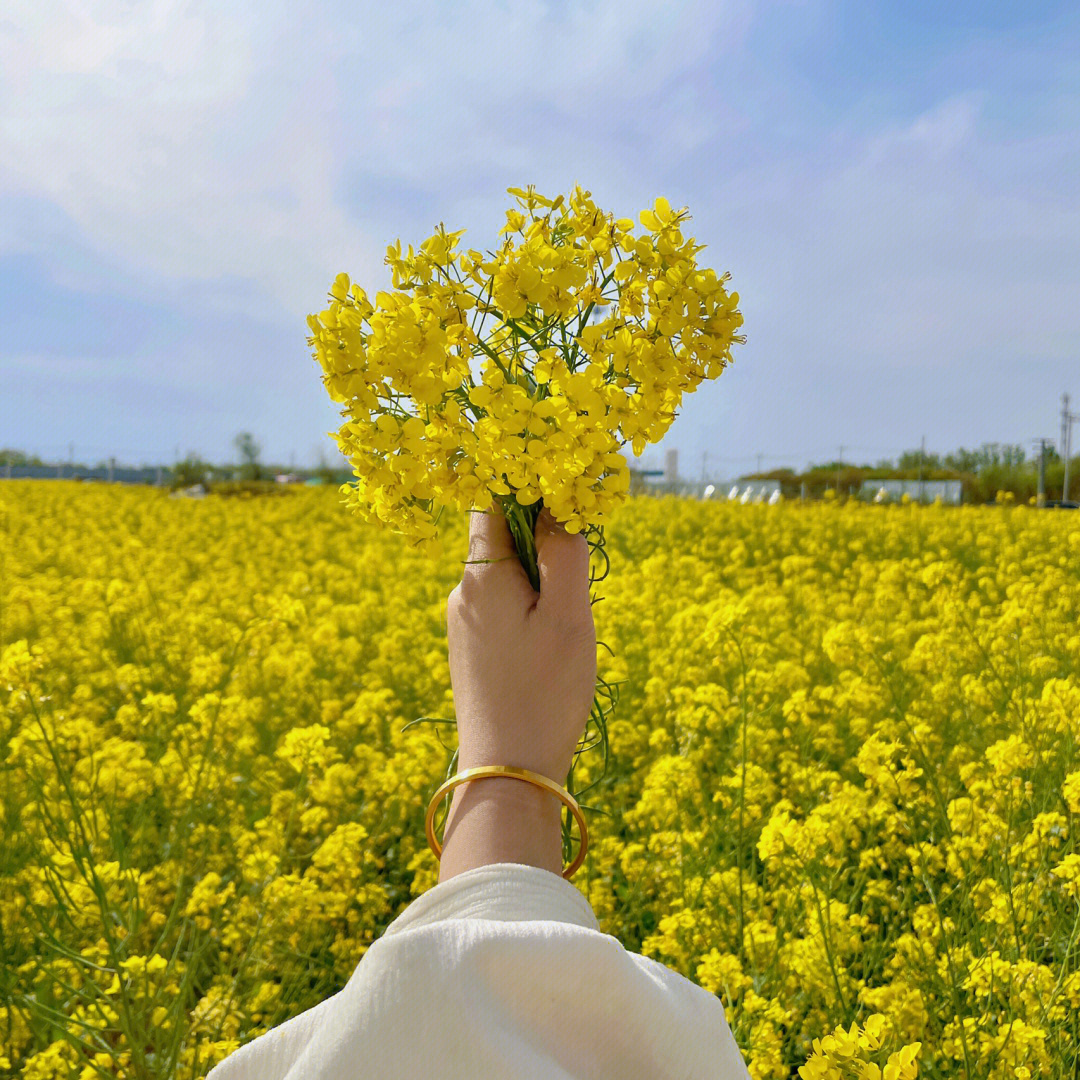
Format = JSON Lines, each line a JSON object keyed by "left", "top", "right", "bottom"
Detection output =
{"left": 534, "top": 506, "right": 590, "bottom": 615}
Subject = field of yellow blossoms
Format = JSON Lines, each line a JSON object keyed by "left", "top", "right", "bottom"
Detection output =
{"left": 2, "top": 480, "right": 1079, "bottom": 1079}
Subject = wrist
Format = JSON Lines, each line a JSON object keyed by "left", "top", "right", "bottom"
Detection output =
{"left": 455, "top": 756, "right": 572, "bottom": 791}
{"left": 449, "top": 772, "right": 565, "bottom": 819}
{"left": 438, "top": 773, "right": 565, "bottom": 883}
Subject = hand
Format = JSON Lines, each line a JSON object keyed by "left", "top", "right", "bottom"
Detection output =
{"left": 446, "top": 505, "right": 597, "bottom": 787}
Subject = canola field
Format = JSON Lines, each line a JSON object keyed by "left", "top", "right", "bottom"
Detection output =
{"left": 2, "top": 480, "right": 1079, "bottom": 1079}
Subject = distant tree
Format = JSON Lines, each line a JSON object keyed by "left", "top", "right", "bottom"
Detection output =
{"left": 172, "top": 453, "right": 209, "bottom": 489}
{"left": 943, "top": 448, "right": 982, "bottom": 474}
{"left": 807, "top": 460, "right": 873, "bottom": 474}
{"left": 0, "top": 448, "right": 45, "bottom": 466}
{"left": 314, "top": 450, "right": 341, "bottom": 486}
{"left": 233, "top": 432, "right": 264, "bottom": 481}
{"left": 897, "top": 448, "right": 942, "bottom": 471}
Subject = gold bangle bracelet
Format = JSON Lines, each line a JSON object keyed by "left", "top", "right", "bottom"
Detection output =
{"left": 425, "top": 765, "right": 589, "bottom": 880}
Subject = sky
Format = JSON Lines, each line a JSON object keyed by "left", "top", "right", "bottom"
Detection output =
{"left": 1, "top": 0, "right": 1078, "bottom": 479}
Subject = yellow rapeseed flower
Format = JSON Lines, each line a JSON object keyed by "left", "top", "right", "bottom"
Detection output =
{"left": 4, "top": 484, "right": 1080, "bottom": 1078}
{"left": 307, "top": 184, "right": 744, "bottom": 550}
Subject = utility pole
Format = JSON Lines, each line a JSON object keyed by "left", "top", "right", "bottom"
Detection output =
{"left": 919, "top": 435, "right": 926, "bottom": 504}
{"left": 1062, "top": 394, "right": 1070, "bottom": 464}
{"left": 837, "top": 445, "right": 844, "bottom": 493}
{"left": 1062, "top": 393, "right": 1079, "bottom": 503}
{"left": 756, "top": 452, "right": 763, "bottom": 475}
{"left": 1032, "top": 438, "right": 1054, "bottom": 507}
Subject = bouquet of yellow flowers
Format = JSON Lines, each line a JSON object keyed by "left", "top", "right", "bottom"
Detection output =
{"left": 307, "top": 184, "right": 743, "bottom": 830}
{"left": 307, "top": 183, "right": 743, "bottom": 569}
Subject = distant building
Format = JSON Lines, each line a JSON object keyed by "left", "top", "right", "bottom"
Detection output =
{"left": 664, "top": 449, "right": 679, "bottom": 484}
{"left": 859, "top": 479, "right": 963, "bottom": 505}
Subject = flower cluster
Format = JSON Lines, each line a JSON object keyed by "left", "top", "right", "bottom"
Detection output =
{"left": 306, "top": 184, "right": 744, "bottom": 552}
{"left": 3, "top": 482, "right": 1079, "bottom": 1078}
{"left": 798, "top": 1014, "right": 921, "bottom": 1079}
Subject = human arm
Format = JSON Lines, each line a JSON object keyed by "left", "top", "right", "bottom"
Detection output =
{"left": 438, "top": 504, "right": 596, "bottom": 883}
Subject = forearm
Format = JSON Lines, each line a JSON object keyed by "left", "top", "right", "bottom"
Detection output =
{"left": 437, "top": 775, "right": 565, "bottom": 883}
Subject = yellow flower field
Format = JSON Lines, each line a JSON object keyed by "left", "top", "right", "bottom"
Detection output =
{"left": 2, "top": 480, "right": 1079, "bottom": 1079}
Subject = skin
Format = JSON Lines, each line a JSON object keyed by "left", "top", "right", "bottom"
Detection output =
{"left": 438, "top": 505, "right": 597, "bottom": 883}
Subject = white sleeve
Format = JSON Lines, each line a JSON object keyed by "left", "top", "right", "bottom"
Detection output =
{"left": 206, "top": 862, "right": 750, "bottom": 1080}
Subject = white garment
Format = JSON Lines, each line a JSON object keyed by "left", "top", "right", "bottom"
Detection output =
{"left": 207, "top": 861, "right": 750, "bottom": 1079}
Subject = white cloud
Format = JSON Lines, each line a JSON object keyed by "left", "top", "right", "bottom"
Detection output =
{"left": 866, "top": 94, "right": 981, "bottom": 162}
{"left": 706, "top": 92, "right": 1080, "bottom": 380}
{"left": 0, "top": 0, "right": 754, "bottom": 321}
{"left": 1, "top": 1, "right": 1077, "bottom": 467}
{"left": 1, "top": 1, "right": 375, "bottom": 318}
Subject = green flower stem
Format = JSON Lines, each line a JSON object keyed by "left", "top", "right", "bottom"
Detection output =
{"left": 496, "top": 495, "right": 617, "bottom": 871}
{"left": 498, "top": 496, "right": 543, "bottom": 592}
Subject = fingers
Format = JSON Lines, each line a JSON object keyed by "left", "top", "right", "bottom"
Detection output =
{"left": 460, "top": 508, "right": 532, "bottom": 601}
{"left": 534, "top": 506, "right": 591, "bottom": 616}
{"left": 458, "top": 505, "right": 591, "bottom": 617}
{"left": 466, "top": 507, "right": 517, "bottom": 566}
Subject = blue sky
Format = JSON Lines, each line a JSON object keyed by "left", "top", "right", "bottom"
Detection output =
{"left": 1, "top": 0, "right": 1077, "bottom": 477}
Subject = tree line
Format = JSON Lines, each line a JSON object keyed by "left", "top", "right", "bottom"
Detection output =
{"left": 4, "top": 437, "right": 1076, "bottom": 504}
{"left": 740, "top": 442, "right": 1077, "bottom": 503}
{"left": 0, "top": 434, "right": 351, "bottom": 490}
